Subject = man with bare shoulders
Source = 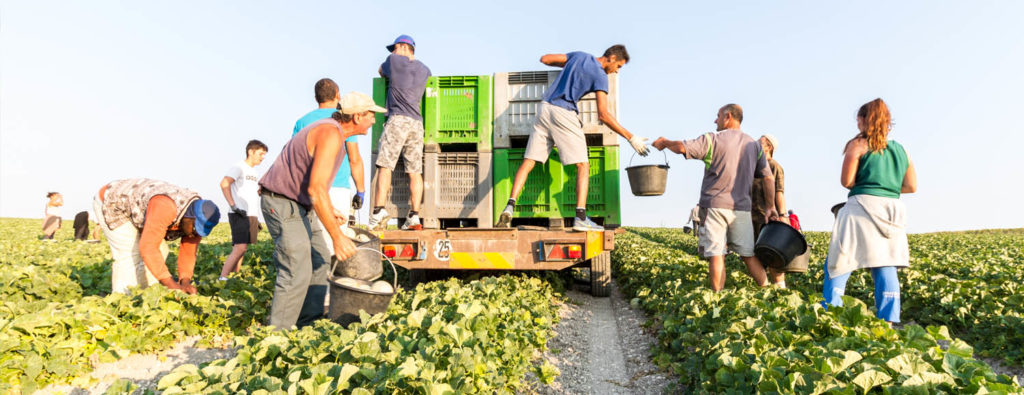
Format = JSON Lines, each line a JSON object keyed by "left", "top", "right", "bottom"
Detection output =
{"left": 259, "top": 91, "right": 385, "bottom": 329}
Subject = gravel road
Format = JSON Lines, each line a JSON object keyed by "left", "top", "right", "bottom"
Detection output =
{"left": 522, "top": 279, "right": 675, "bottom": 394}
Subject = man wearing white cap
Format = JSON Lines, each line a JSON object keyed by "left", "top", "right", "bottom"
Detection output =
{"left": 259, "top": 91, "right": 385, "bottom": 329}
{"left": 752, "top": 133, "right": 788, "bottom": 287}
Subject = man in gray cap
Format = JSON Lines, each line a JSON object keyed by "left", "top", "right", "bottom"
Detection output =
{"left": 369, "top": 34, "right": 431, "bottom": 231}
{"left": 259, "top": 91, "right": 385, "bottom": 329}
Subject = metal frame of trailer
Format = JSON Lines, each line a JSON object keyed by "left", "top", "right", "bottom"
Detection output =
{"left": 372, "top": 227, "right": 619, "bottom": 297}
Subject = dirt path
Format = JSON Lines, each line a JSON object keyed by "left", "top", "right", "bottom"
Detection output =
{"left": 524, "top": 280, "right": 674, "bottom": 394}
{"left": 37, "top": 336, "right": 236, "bottom": 394}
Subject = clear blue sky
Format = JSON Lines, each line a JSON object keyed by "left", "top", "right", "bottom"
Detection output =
{"left": 2, "top": 1, "right": 1022, "bottom": 233}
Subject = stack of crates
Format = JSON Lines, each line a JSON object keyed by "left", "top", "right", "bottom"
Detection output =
{"left": 491, "top": 71, "right": 622, "bottom": 227}
{"left": 370, "top": 75, "right": 494, "bottom": 229}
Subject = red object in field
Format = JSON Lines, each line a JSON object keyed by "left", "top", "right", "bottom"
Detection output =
{"left": 788, "top": 210, "right": 802, "bottom": 231}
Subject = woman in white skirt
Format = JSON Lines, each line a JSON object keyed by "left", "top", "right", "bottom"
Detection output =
{"left": 822, "top": 98, "right": 917, "bottom": 324}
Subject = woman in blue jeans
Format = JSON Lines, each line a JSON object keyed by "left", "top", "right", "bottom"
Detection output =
{"left": 822, "top": 98, "right": 917, "bottom": 324}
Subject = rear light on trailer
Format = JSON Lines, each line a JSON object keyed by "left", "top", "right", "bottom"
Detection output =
{"left": 383, "top": 245, "right": 397, "bottom": 258}
{"left": 541, "top": 242, "right": 585, "bottom": 261}
{"left": 567, "top": 245, "right": 582, "bottom": 259}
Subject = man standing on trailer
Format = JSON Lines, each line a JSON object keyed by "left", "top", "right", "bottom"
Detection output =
{"left": 495, "top": 44, "right": 650, "bottom": 231}
{"left": 652, "top": 104, "right": 779, "bottom": 292}
{"left": 260, "top": 91, "right": 384, "bottom": 330}
{"left": 295, "top": 78, "right": 367, "bottom": 251}
{"left": 368, "top": 34, "right": 432, "bottom": 231}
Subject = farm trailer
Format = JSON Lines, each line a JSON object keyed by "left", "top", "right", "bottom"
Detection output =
{"left": 372, "top": 227, "right": 620, "bottom": 297}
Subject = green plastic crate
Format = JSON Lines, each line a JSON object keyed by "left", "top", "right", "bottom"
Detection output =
{"left": 371, "top": 75, "right": 492, "bottom": 152}
{"left": 424, "top": 75, "right": 492, "bottom": 151}
{"left": 493, "top": 146, "right": 620, "bottom": 225}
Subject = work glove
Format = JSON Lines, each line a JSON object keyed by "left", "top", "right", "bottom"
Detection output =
{"left": 629, "top": 135, "right": 650, "bottom": 156}
{"left": 352, "top": 192, "right": 365, "bottom": 210}
{"left": 231, "top": 205, "right": 247, "bottom": 217}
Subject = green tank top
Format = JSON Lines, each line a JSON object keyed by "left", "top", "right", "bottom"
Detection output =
{"left": 849, "top": 140, "right": 908, "bottom": 198}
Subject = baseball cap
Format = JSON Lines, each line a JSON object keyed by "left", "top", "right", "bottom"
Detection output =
{"left": 386, "top": 34, "right": 416, "bottom": 52}
{"left": 761, "top": 134, "right": 779, "bottom": 152}
{"left": 185, "top": 199, "right": 220, "bottom": 237}
{"left": 338, "top": 91, "right": 387, "bottom": 115}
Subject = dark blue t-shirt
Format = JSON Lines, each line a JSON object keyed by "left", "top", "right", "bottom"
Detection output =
{"left": 543, "top": 51, "right": 609, "bottom": 113}
{"left": 380, "top": 54, "right": 431, "bottom": 121}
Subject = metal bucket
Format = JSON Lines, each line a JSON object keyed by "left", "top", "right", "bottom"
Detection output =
{"left": 625, "top": 151, "right": 670, "bottom": 196}
{"left": 755, "top": 221, "right": 808, "bottom": 269}
{"left": 328, "top": 248, "right": 397, "bottom": 327}
{"left": 333, "top": 227, "right": 382, "bottom": 281}
{"left": 781, "top": 248, "right": 810, "bottom": 273}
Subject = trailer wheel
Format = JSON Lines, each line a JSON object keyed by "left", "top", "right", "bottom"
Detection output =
{"left": 590, "top": 252, "right": 611, "bottom": 297}
{"left": 408, "top": 269, "right": 428, "bottom": 287}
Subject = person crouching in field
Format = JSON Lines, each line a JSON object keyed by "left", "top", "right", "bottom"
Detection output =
{"left": 42, "top": 192, "right": 63, "bottom": 240}
{"left": 822, "top": 98, "right": 917, "bottom": 324}
{"left": 259, "top": 91, "right": 383, "bottom": 330}
{"left": 92, "top": 178, "right": 221, "bottom": 295}
{"left": 218, "top": 139, "right": 268, "bottom": 281}
{"left": 652, "top": 104, "right": 778, "bottom": 292}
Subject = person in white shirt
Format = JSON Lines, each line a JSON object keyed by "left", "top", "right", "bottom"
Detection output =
{"left": 43, "top": 192, "right": 63, "bottom": 240}
{"left": 218, "top": 140, "right": 268, "bottom": 280}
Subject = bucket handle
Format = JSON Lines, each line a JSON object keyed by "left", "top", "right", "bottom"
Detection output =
{"left": 329, "top": 247, "right": 399, "bottom": 291}
{"left": 628, "top": 148, "right": 669, "bottom": 168}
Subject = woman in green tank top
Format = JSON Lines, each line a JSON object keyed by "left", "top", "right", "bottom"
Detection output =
{"left": 822, "top": 98, "right": 918, "bottom": 325}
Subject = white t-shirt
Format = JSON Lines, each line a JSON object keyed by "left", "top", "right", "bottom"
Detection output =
{"left": 225, "top": 160, "right": 261, "bottom": 213}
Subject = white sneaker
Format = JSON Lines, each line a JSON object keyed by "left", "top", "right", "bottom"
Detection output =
{"left": 402, "top": 214, "right": 423, "bottom": 230}
{"left": 218, "top": 276, "right": 228, "bottom": 282}
{"left": 368, "top": 209, "right": 390, "bottom": 231}
{"left": 572, "top": 217, "right": 605, "bottom": 232}
{"left": 495, "top": 205, "right": 513, "bottom": 228}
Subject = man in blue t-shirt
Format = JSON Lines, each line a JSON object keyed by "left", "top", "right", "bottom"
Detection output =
{"left": 368, "top": 34, "right": 431, "bottom": 231}
{"left": 495, "top": 45, "right": 650, "bottom": 231}
{"left": 293, "top": 78, "right": 365, "bottom": 250}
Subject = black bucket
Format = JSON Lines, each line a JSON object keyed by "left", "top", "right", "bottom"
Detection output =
{"left": 625, "top": 151, "right": 670, "bottom": 196}
{"left": 328, "top": 248, "right": 397, "bottom": 327}
{"left": 755, "top": 221, "right": 808, "bottom": 269}
{"left": 333, "top": 228, "right": 382, "bottom": 281}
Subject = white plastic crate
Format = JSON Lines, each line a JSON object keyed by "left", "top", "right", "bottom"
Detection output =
{"left": 493, "top": 71, "right": 619, "bottom": 148}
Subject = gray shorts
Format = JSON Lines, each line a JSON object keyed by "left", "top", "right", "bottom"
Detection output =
{"left": 697, "top": 207, "right": 756, "bottom": 258}
{"left": 524, "top": 102, "right": 588, "bottom": 165}
{"left": 376, "top": 115, "right": 424, "bottom": 173}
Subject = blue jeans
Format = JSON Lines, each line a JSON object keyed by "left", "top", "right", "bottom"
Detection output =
{"left": 822, "top": 262, "right": 901, "bottom": 323}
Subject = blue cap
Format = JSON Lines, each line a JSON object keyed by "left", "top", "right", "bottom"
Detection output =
{"left": 386, "top": 34, "right": 415, "bottom": 52}
{"left": 187, "top": 199, "right": 220, "bottom": 237}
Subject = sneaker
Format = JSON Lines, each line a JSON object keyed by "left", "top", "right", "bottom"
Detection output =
{"left": 572, "top": 216, "right": 605, "bottom": 232}
{"left": 218, "top": 276, "right": 228, "bottom": 282}
{"left": 495, "top": 205, "right": 513, "bottom": 228}
{"left": 402, "top": 214, "right": 423, "bottom": 230}
{"left": 368, "top": 208, "right": 390, "bottom": 231}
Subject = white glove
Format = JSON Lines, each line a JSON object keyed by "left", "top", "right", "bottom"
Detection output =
{"left": 629, "top": 136, "right": 650, "bottom": 156}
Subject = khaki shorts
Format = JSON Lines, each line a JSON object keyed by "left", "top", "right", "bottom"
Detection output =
{"left": 697, "top": 207, "right": 756, "bottom": 258}
{"left": 524, "top": 102, "right": 588, "bottom": 165}
{"left": 376, "top": 115, "right": 424, "bottom": 173}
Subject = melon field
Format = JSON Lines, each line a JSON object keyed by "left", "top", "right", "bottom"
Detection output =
{"left": 1, "top": 217, "right": 1022, "bottom": 393}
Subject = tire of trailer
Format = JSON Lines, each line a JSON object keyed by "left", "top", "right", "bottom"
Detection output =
{"left": 590, "top": 251, "right": 611, "bottom": 297}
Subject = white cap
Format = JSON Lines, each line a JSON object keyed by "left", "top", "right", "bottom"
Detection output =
{"left": 761, "top": 134, "right": 779, "bottom": 153}
{"left": 338, "top": 91, "right": 387, "bottom": 115}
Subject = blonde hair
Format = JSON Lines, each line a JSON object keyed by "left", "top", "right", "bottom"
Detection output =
{"left": 856, "top": 98, "right": 892, "bottom": 152}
